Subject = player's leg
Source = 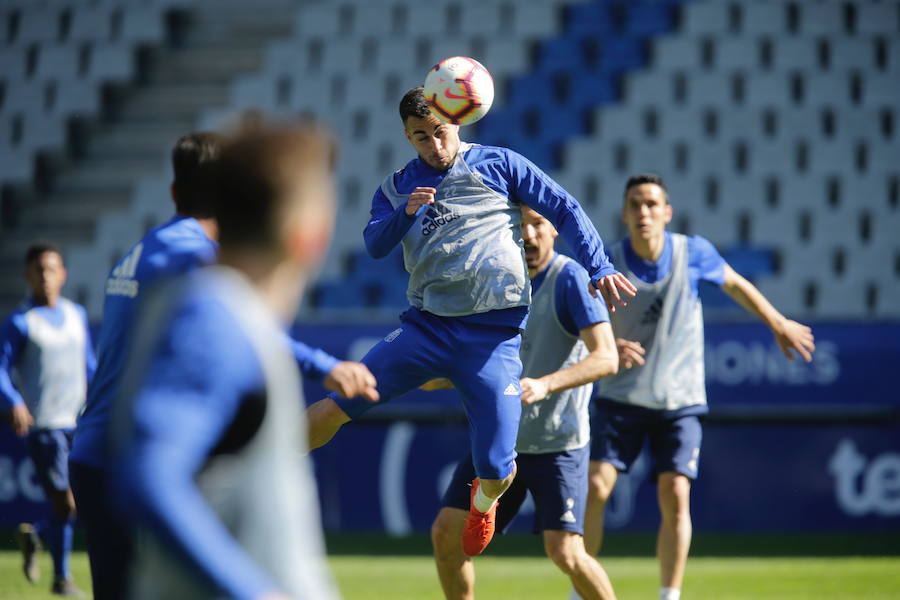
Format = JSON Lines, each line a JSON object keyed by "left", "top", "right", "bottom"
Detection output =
{"left": 584, "top": 402, "right": 645, "bottom": 556}
{"left": 431, "top": 456, "right": 479, "bottom": 600}
{"left": 70, "top": 461, "right": 133, "bottom": 600}
{"left": 544, "top": 531, "right": 616, "bottom": 600}
{"left": 26, "top": 429, "right": 81, "bottom": 595}
{"left": 651, "top": 416, "right": 702, "bottom": 600}
{"left": 583, "top": 461, "right": 618, "bottom": 556}
{"left": 525, "top": 447, "right": 616, "bottom": 600}
{"left": 449, "top": 326, "right": 523, "bottom": 555}
{"left": 306, "top": 322, "right": 439, "bottom": 450}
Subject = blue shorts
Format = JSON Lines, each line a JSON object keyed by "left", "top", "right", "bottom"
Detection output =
{"left": 441, "top": 445, "right": 589, "bottom": 535}
{"left": 335, "top": 308, "right": 523, "bottom": 480}
{"left": 26, "top": 428, "right": 74, "bottom": 493}
{"left": 590, "top": 399, "right": 703, "bottom": 480}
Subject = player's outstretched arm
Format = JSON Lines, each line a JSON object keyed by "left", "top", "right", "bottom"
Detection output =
{"left": 720, "top": 264, "right": 816, "bottom": 362}
{"left": 520, "top": 322, "right": 618, "bottom": 405}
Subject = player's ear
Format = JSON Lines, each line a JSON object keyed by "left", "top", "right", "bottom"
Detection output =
{"left": 664, "top": 201, "right": 673, "bottom": 225}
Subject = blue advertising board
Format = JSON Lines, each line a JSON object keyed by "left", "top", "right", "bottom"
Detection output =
{"left": 1, "top": 321, "right": 898, "bottom": 531}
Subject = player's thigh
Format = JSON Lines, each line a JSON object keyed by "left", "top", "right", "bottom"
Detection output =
{"left": 589, "top": 402, "right": 647, "bottom": 474}
{"left": 649, "top": 415, "right": 703, "bottom": 480}
{"left": 26, "top": 429, "right": 72, "bottom": 495}
{"left": 450, "top": 329, "right": 523, "bottom": 481}
{"left": 333, "top": 323, "right": 441, "bottom": 419}
{"left": 522, "top": 446, "right": 589, "bottom": 536}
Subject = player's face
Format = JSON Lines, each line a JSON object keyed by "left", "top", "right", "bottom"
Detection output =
{"left": 520, "top": 206, "right": 557, "bottom": 275}
{"left": 25, "top": 251, "right": 66, "bottom": 305}
{"left": 404, "top": 115, "right": 460, "bottom": 171}
{"left": 622, "top": 183, "right": 672, "bottom": 242}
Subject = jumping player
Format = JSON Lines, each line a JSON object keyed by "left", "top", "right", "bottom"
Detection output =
{"left": 430, "top": 206, "right": 618, "bottom": 600}
{"left": 582, "top": 174, "right": 816, "bottom": 600}
{"left": 306, "top": 87, "right": 636, "bottom": 557}
{"left": 1, "top": 242, "right": 95, "bottom": 596}
{"left": 69, "top": 132, "right": 375, "bottom": 599}
{"left": 112, "top": 122, "right": 338, "bottom": 600}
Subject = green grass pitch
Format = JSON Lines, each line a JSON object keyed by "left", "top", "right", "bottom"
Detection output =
{"left": 1, "top": 533, "right": 897, "bottom": 599}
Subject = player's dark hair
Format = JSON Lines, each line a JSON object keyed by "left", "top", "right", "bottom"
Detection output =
{"left": 399, "top": 86, "right": 432, "bottom": 125}
{"left": 171, "top": 131, "right": 224, "bottom": 218}
{"left": 214, "top": 121, "right": 336, "bottom": 250}
{"left": 624, "top": 173, "right": 669, "bottom": 203}
{"left": 24, "top": 241, "right": 63, "bottom": 266}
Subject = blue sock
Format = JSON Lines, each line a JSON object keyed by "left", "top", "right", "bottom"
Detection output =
{"left": 44, "top": 516, "right": 73, "bottom": 580}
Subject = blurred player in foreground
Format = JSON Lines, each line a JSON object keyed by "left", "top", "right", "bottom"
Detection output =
{"left": 69, "top": 132, "right": 374, "bottom": 599}
{"left": 581, "top": 174, "right": 816, "bottom": 600}
{"left": 430, "top": 206, "right": 618, "bottom": 600}
{"left": 306, "top": 86, "right": 635, "bottom": 557}
{"left": 111, "top": 122, "right": 339, "bottom": 600}
{"left": 1, "top": 242, "right": 95, "bottom": 596}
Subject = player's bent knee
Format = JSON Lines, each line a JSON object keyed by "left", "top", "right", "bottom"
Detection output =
{"left": 543, "top": 532, "right": 582, "bottom": 574}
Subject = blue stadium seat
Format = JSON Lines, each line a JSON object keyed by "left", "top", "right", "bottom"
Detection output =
{"left": 537, "top": 38, "right": 587, "bottom": 74}
{"left": 565, "top": 74, "right": 618, "bottom": 112}
{"left": 596, "top": 36, "right": 646, "bottom": 72}
{"left": 314, "top": 281, "right": 367, "bottom": 309}
{"left": 624, "top": 2, "right": 675, "bottom": 38}
{"left": 565, "top": 2, "right": 618, "bottom": 37}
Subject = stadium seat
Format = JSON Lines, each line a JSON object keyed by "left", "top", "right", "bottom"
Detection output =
{"left": 771, "top": 37, "right": 820, "bottom": 71}
{"left": 743, "top": 72, "right": 794, "bottom": 107}
{"left": 624, "top": 2, "right": 674, "bottom": 38}
{"left": 683, "top": 2, "right": 730, "bottom": 35}
{"left": 69, "top": 7, "right": 115, "bottom": 42}
{"left": 829, "top": 38, "right": 876, "bottom": 72}
{"left": 713, "top": 37, "right": 761, "bottom": 71}
{"left": 11, "top": 7, "right": 63, "bottom": 45}
{"left": 564, "top": 1, "right": 617, "bottom": 37}
{"left": 856, "top": 2, "right": 900, "bottom": 36}
{"left": 797, "top": 2, "right": 845, "bottom": 36}
{"left": 33, "top": 44, "right": 83, "bottom": 80}
{"left": 740, "top": 1, "right": 786, "bottom": 35}
{"left": 652, "top": 35, "right": 702, "bottom": 71}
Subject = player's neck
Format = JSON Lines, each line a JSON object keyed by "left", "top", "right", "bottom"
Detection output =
{"left": 30, "top": 293, "right": 58, "bottom": 308}
{"left": 629, "top": 232, "right": 666, "bottom": 262}
{"left": 218, "top": 250, "right": 305, "bottom": 323}
{"left": 196, "top": 217, "right": 219, "bottom": 242}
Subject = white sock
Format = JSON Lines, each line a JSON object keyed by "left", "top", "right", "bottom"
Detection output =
{"left": 660, "top": 587, "right": 681, "bottom": 600}
{"left": 472, "top": 484, "right": 497, "bottom": 513}
{"left": 568, "top": 588, "right": 584, "bottom": 600}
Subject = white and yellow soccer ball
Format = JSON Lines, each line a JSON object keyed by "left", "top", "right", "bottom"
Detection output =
{"left": 423, "top": 56, "right": 494, "bottom": 126}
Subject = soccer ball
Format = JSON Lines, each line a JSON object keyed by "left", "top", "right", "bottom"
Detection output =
{"left": 423, "top": 56, "right": 494, "bottom": 126}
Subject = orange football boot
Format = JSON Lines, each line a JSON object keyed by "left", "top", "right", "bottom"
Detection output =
{"left": 461, "top": 479, "right": 497, "bottom": 557}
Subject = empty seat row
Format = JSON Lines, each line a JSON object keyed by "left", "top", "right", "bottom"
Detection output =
{"left": 625, "top": 69, "right": 898, "bottom": 108}
{"left": 654, "top": 34, "right": 900, "bottom": 72}
{"left": 2, "top": 3, "right": 167, "bottom": 46}
{"left": 594, "top": 105, "right": 898, "bottom": 144}
{"left": 683, "top": 1, "right": 900, "bottom": 37}
{"left": 1, "top": 42, "right": 135, "bottom": 84}
{"left": 294, "top": 1, "right": 563, "bottom": 39}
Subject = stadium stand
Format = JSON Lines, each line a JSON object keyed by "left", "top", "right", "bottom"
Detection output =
{"left": 0, "top": 0, "right": 897, "bottom": 320}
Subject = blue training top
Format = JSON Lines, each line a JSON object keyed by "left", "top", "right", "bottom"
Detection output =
{"left": 71, "top": 215, "right": 338, "bottom": 469}
{"left": 531, "top": 252, "right": 610, "bottom": 337}
{"left": 0, "top": 299, "right": 96, "bottom": 410}
{"left": 365, "top": 144, "right": 616, "bottom": 330}
{"left": 618, "top": 233, "right": 726, "bottom": 292}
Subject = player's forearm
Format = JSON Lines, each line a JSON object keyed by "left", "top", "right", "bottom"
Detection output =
{"left": 722, "top": 272, "right": 785, "bottom": 332}
{"left": 541, "top": 351, "right": 618, "bottom": 395}
{"left": 363, "top": 203, "right": 416, "bottom": 258}
{"left": 289, "top": 338, "right": 339, "bottom": 381}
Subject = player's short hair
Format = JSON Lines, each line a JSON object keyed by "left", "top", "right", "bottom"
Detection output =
{"left": 624, "top": 173, "right": 669, "bottom": 203}
{"left": 214, "top": 121, "right": 336, "bottom": 250}
{"left": 24, "top": 241, "right": 63, "bottom": 266}
{"left": 399, "top": 86, "right": 432, "bottom": 125}
{"left": 171, "top": 132, "right": 224, "bottom": 218}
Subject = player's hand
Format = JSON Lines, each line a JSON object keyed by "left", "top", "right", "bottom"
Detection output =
{"left": 324, "top": 361, "right": 380, "bottom": 403}
{"left": 420, "top": 378, "right": 454, "bottom": 391}
{"left": 9, "top": 404, "right": 33, "bottom": 437}
{"left": 773, "top": 319, "right": 816, "bottom": 362}
{"left": 589, "top": 272, "right": 637, "bottom": 312}
{"left": 616, "top": 338, "right": 646, "bottom": 369}
{"left": 520, "top": 377, "right": 550, "bottom": 405}
{"left": 406, "top": 187, "right": 436, "bottom": 216}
